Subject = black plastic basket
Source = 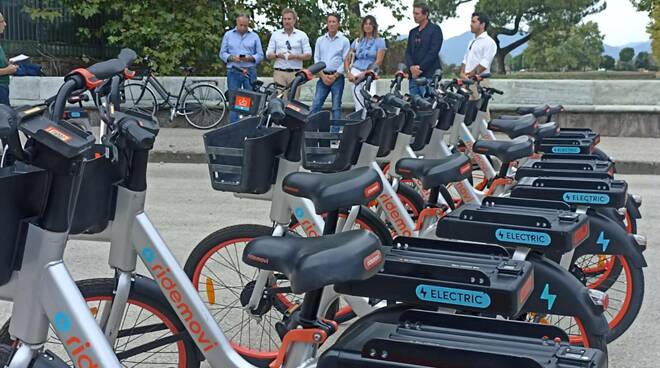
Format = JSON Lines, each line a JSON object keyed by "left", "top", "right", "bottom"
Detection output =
{"left": 365, "top": 108, "right": 406, "bottom": 158}
{"left": 0, "top": 162, "right": 49, "bottom": 285}
{"left": 204, "top": 117, "right": 289, "bottom": 194}
{"left": 463, "top": 99, "right": 481, "bottom": 126}
{"left": 70, "top": 145, "right": 123, "bottom": 235}
{"left": 302, "top": 111, "right": 372, "bottom": 172}
{"left": 410, "top": 109, "right": 440, "bottom": 151}
{"left": 436, "top": 99, "right": 456, "bottom": 131}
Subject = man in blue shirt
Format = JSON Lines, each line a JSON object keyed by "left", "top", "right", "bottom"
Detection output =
{"left": 219, "top": 13, "right": 264, "bottom": 123}
{"left": 405, "top": 2, "right": 443, "bottom": 97}
{"left": 311, "top": 14, "right": 350, "bottom": 120}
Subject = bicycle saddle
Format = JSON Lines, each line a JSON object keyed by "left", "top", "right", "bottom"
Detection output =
{"left": 488, "top": 114, "right": 538, "bottom": 139}
{"left": 395, "top": 152, "right": 471, "bottom": 189}
{"left": 178, "top": 66, "right": 195, "bottom": 74}
{"left": 534, "top": 122, "right": 560, "bottom": 140}
{"left": 515, "top": 104, "right": 549, "bottom": 118}
{"left": 243, "top": 230, "right": 384, "bottom": 293}
{"left": 283, "top": 167, "right": 382, "bottom": 214}
{"left": 473, "top": 136, "right": 534, "bottom": 163}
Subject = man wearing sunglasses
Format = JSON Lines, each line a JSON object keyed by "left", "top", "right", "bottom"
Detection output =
{"left": 405, "top": 2, "right": 443, "bottom": 97}
{"left": 266, "top": 8, "right": 312, "bottom": 100}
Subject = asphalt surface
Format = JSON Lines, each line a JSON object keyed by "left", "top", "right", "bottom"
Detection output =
{"left": 0, "top": 163, "right": 657, "bottom": 367}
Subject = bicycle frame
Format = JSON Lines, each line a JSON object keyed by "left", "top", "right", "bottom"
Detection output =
{"left": 0, "top": 224, "right": 121, "bottom": 368}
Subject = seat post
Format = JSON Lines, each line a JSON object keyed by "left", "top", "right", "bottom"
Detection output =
{"left": 298, "top": 289, "right": 325, "bottom": 322}
{"left": 427, "top": 187, "right": 440, "bottom": 207}
{"left": 323, "top": 210, "right": 340, "bottom": 235}
{"left": 498, "top": 161, "right": 511, "bottom": 178}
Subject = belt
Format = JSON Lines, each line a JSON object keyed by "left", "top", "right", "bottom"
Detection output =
{"left": 275, "top": 68, "right": 301, "bottom": 72}
{"left": 322, "top": 70, "right": 337, "bottom": 75}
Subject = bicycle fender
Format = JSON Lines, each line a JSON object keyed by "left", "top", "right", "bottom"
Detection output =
{"left": 522, "top": 254, "right": 609, "bottom": 338}
{"left": 626, "top": 193, "right": 642, "bottom": 219}
{"left": 574, "top": 211, "right": 647, "bottom": 268}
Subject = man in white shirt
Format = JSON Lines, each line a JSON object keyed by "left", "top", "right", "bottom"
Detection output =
{"left": 266, "top": 8, "right": 312, "bottom": 100}
{"left": 459, "top": 12, "right": 497, "bottom": 102}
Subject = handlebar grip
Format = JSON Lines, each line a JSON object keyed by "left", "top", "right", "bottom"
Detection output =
{"left": 268, "top": 98, "right": 286, "bottom": 122}
{"left": 382, "top": 94, "right": 410, "bottom": 110}
{"left": 492, "top": 88, "right": 504, "bottom": 95}
{"left": 121, "top": 119, "right": 155, "bottom": 150}
{"left": 306, "top": 62, "right": 327, "bottom": 75}
{"left": 411, "top": 95, "right": 433, "bottom": 110}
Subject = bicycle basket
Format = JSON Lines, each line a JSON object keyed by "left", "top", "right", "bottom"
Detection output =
{"left": 302, "top": 111, "right": 372, "bottom": 172}
{"left": 410, "top": 108, "right": 440, "bottom": 151}
{"left": 436, "top": 100, "right": 455, "bottom": 131}
{"left": 463, "top": 99, "right": 481, "bottom": 126}
{"left": 0, "top": 162, "right": 49, "bottom": 285}
{"left": 70, "top": 146, "right": 123, "bottom": 235}
{"left": 367, "top": 108, "right": 406, "bottom": 158}
{"left": 204, "top": 117, "right": 289, "bottom": 194}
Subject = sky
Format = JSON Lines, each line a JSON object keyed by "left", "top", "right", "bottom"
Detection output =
{"left": 373, "top": 0, "right": 651, "bottom": 46}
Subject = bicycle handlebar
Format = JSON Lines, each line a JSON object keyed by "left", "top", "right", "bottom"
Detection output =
{"left": 120, "top": 118, "right": 155, "bottom": 150}
{"left": 381, "top": 93, "right": 410, "bottom": 110}
{"left": 287, "top": 62, "right": 326, "bottom": 101}
{"left": 411, "top": 94, "right": 433, "bottom": 110}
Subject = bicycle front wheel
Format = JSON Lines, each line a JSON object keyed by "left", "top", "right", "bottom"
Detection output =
{"left": 182, "top": 83, "right": 227, "bottom": 129}
{"left": 122, "top": 82, "right": 158, "bottom": 117}
{"left": 0, "top": 277, "right": 200, "bottom": 368}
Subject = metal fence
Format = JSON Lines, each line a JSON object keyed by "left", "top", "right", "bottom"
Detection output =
{"left": 0, "top": 0, "right": 117, "bottom": 59}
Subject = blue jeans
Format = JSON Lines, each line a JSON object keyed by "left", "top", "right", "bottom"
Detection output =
{"left": 0, "top": 86, "right": 9, "bottom": 106}
{"left": 409, "top": 78, "right": 430, "bottom": 98}
{"left": 311, "top": 75, "right": 345, "bottom": 120}
{"left": 227, "top": 67, "right": 257, "bottom": 123}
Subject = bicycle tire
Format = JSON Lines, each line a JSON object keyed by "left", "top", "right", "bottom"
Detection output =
{"left": 181, "top": 83, "right": 227, "bottom": 129}
{"left": 123, "top": 82, "right": 158, "bottom": 117}
{"left": 0, "top": 277, "right": 200, "bottom": 368}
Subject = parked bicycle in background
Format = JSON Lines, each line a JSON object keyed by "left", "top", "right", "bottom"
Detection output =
{"left": 121, "top": 56, "right": 228, "bottom": 129}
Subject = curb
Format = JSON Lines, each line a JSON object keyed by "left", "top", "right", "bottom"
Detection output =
{"left": 148, "top": 151, "right": 660, "bottom": 175}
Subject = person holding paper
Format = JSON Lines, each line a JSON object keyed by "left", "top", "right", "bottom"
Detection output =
{"left": 0, "top": 12, "right": 18, "bottom": 105}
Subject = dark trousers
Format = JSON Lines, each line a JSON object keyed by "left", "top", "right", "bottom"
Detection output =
{"left": 0, "top": 86, "right": 9, "bottom": 106}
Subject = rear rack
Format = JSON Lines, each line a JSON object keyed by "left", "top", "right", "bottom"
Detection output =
{"left": 515, "top": 158, "right": 614, "bottom": 180}
{"left": 436, "top": 197, "right": 590, "bottom": 259}
{"left": 318, "top": 309, "right": 607, "bottom": 368}
{"left": 335, "top": 236, "right": 534, "bottom": 316}
{"left": 536, "top": 137, "right": 596, "bottom": 155}
{"left": 512, "top": 176, "right": 628, "bottom": 209}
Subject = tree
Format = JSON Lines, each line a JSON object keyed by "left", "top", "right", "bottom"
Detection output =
{"left": 619, "top": 47, "right": 636, "bottom": 62}
{"left": 476, "top": 0, "right": 606, "bottom": 74}
{"left": 617, "top": 47, "right": 636, "bottom": 71}
{"left": 22, "top": 0, "right": 409, "bottom": 75}
{"left": 631, "top": 0, "right": 660, "bottom": 62}
{"left": 634, "top": 51, "right": 652, "bottom": 69}
{"left": 600, "top": 55, "right": 616, "bottom": 70}
{"left": 523, "top": 21, "right": 603, "bottom": 72}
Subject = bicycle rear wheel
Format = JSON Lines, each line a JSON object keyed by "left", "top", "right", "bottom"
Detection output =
{"left": 122, "top": 82, "right": 158, "bottom": 116}
{"left": 182, "top": 83, "right": 227, "bottom": 129}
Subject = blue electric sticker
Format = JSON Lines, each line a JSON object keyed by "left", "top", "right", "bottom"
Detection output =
{"left": 294, "top": 208, "right": 305, "bottom": 218}
{"left": 415, "top": 284, "right": 491, "bottom": 308}
{"left": 551, "top": 146, "right": 581, "bottom": 154}
{"left": 495, "top": 228, "right": 551, "bottom": 246}
{"left": 540, "top": 283, "right": 557, "bottom": 311}
{"left": 562, "top": 192, "right": 610, "bottom": 205}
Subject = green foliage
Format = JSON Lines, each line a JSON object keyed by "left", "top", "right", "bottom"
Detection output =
{"left": 476, "top": 0, "right": 606, "bottom": 73}
{"left": 20, "top": 0, "right": 409, "bottom": 75}
{"left": 632, "top": 0, "right": 660, "bottom": 62}
{"left": 619, "top": 47, "right": 636, "bottom": 62}
{"left": 634, "top": 51, "right": 652, "bottom": 69}
{"left": 600, "top": 55, "right": 616, "bottom": 70}
{"left": 523, "top": 21, "right": 603, "bottom": 72}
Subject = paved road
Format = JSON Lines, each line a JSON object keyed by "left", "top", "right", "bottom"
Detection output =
{"left": 0, "top": 163, "right": 657, "bottom": 367}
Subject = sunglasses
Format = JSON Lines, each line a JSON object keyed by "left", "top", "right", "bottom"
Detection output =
{"left": 286, "top": 40, "right": 292, "bottom": 51}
